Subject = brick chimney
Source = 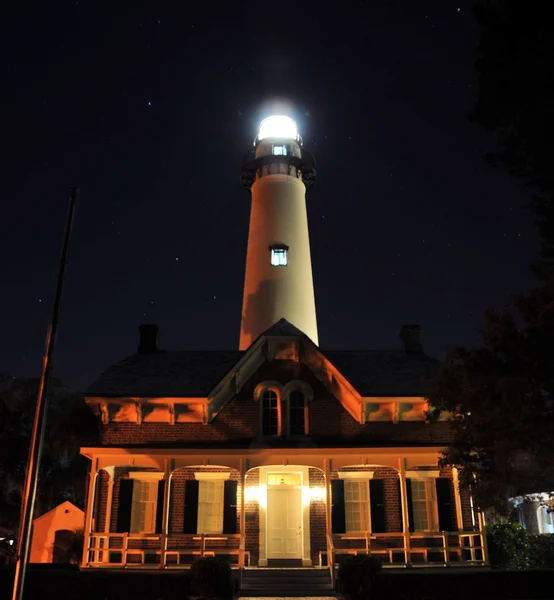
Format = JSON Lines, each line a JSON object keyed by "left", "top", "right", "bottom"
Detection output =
{"left": 399, "top": 324, "right": 423, "bottom": 354}
{"left": 137, "top": 324, "right": 159, "bottom": 354}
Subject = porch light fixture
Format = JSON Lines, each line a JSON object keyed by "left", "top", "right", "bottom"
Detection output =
{"left": 309, "top": 487, "right": 326, "bottom": 502}
{"left": 244, "top": 486, "right": 261, "bottom": 503}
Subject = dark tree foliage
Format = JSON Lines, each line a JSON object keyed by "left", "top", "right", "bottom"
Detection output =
{"left": 427, "top": 1, "right": 554, "bottom": 517}
{"left": 0, "top": 375, "right": 98, "bottom": 534}
{"left": 426, "top": 308, "right": 554, "bottom": 516}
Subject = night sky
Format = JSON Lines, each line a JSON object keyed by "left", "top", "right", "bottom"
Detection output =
{"left": 2, "top": 0, "right": 538, "bottom": 390}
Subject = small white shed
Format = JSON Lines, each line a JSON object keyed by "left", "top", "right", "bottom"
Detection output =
{"left": 30, "top": 501, "right": 84, "bottom": 563}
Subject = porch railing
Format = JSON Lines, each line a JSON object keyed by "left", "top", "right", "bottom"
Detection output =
{"left": 329, "top": 530, "right": 486, "bottom": 567}
{"left": 326, "top": 532, "right": 335, "bottom": 588}
{"left": 85, "top": 532, "right": 249, "bottom": 568}
{"left": 85, "top": 530, "right": 484, "bottom": 570}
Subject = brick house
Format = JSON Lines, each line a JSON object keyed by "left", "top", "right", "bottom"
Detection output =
{"left": 79, "top": 116, "right": 486, "bottom": 574}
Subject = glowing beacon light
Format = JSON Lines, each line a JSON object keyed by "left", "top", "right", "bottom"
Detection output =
{"left": 258, "top": 115, "right": 298, "bottom": 141}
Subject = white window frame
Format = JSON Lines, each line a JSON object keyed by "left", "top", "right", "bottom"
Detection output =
{"left": 344, "top": 479, "right": 371, "bottom": 533}
{"left": 129, "top": 479, "right": 160, "bottom": 534}
{"left": 409, "top": 478, "right": 439, "bottom": 532}
{"left": 195, "top": 472, "right": 229, "bottom": 535}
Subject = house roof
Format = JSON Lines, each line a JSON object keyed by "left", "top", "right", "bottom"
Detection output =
{"left": 86, "top": 350, "right": 244, "bottom": 397}
{"left": 324, "top": 350, "right": 439, "bottom": 396}
{"left": 86, "top": 318, "right": 439, "bottom": 398}
{"left": 86, "top": 348, "right": 439, "bottom": 399}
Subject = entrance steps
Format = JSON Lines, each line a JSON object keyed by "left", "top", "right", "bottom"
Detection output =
{"left": 240, "top": 567, "right": 335, "bottom": 597}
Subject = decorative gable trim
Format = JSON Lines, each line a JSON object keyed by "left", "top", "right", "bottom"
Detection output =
{"left": 302, "top": 342, "right": 363, "bottom": 422}
{"left": 208, "top": 331, "right": 366, "bottom": 424}
{"left": 207, "top": 337, "right": 267, "bottom": 421}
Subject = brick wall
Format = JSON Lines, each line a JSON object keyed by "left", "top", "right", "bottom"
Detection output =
{"left": 309, "top": 468, "right": 327, "bottom": 564}
{"left": 377, "top": 467, "right": 403, "bottom": 533}
{"left": 93, "top": 469, "right": 110, "bottom": 533}
{"left": 244, "top": 469, "right": 259, "bottom": 565}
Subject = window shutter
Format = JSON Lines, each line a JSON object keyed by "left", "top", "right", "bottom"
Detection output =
{"left": 331, "top": 480, "right": 346, "bottom": 534}
{"left": 184, "top": 479, "right": 200, "bottom": 534}
{"left": 155, "top": 480, "right": 166, "bottom": 533}
{"left": 406, "top": 478, "right": 415, "bottom": 533}
{"left": 369, "top": 479, "right": 386, "bottom": 533}
{"left": 222, "top": 480, "right": 238, "bottom": 534}
{"left": 116, "top": 479, "right": 134, "bottom": 533}
{"left": 436, "top": 478, "right": 457, "bottom": 531}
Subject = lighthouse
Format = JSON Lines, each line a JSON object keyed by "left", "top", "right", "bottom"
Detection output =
{"left": 239, "top": 115, "right": 319, "bottom": 350}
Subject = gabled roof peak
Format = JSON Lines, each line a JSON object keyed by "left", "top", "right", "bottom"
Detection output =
{"left": 261, "top": 318, "right": 307, "bottom": 338}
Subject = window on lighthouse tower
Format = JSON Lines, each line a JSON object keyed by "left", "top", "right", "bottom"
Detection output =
{"left": 270, "top": 244, "right": 288, "bottom": 266}
{"left": 272, "top": 144, "right": 287, "bottom": 156}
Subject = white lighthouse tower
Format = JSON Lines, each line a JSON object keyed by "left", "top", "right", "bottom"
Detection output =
{"left": 239, "top": 115, "right": 319, "bottom": 350}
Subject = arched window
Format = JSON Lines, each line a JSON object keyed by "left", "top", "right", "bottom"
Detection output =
{"left": 261, "top": 389, "right": 280, "bottom": 436}
{"left": 288, "top": 390, "right": 307, "bottom": 436}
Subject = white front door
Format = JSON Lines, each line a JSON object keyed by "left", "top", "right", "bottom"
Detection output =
{"left": 267, "top": 487, "right": 303, "bottom": 559}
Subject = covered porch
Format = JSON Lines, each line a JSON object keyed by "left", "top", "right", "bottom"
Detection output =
{"left": 80, "top": 447, "right": 487, "bottom": 576}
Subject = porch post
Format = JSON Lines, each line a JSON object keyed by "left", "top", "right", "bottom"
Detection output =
{"left": 324, "top": 458, "right": 333, "bottom": 574}
{"left": 451, "top": 467, "right": 464, "bottom": 531}
{"left": 468, "top": 484, "right": 477, "bottom": 528}
{"left": 323, "top": 458, "right": 332, "bottom": 535}
{"left": 477, "top": 506, "right": 488, "bottom": 564}
{"left": 398, "top": 457, "right": 412, "bottom": 566}
{"left": 81, "top": 466, "right": 98, "bottom": 567}
{"left": 162, "top": 459, "right": 172, "bottom": 532}
{"left": 159, "top": 459, "right": 172, "bottom": 568}
{"left": 104, "top": 474, "right": 114, "bottom": 533}
{"left": 239, "top": 459, "right": 246, "bottom": 569}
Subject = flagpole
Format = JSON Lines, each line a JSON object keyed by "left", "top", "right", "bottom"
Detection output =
{"left": 12, "top": 188, "right": 80, "bottom": 600}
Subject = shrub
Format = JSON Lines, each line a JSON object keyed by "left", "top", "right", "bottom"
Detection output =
{"left": 337, "top": 553, "right": 382, "bottom": 600}
{"left": 527, "top": 532, "right": 554, "bottom": 569}
{"left": 188, "top": 556, "right": 234, "bottom": 600}
{"left": 487, "top": 523, "right": 532, "bottom": 569}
